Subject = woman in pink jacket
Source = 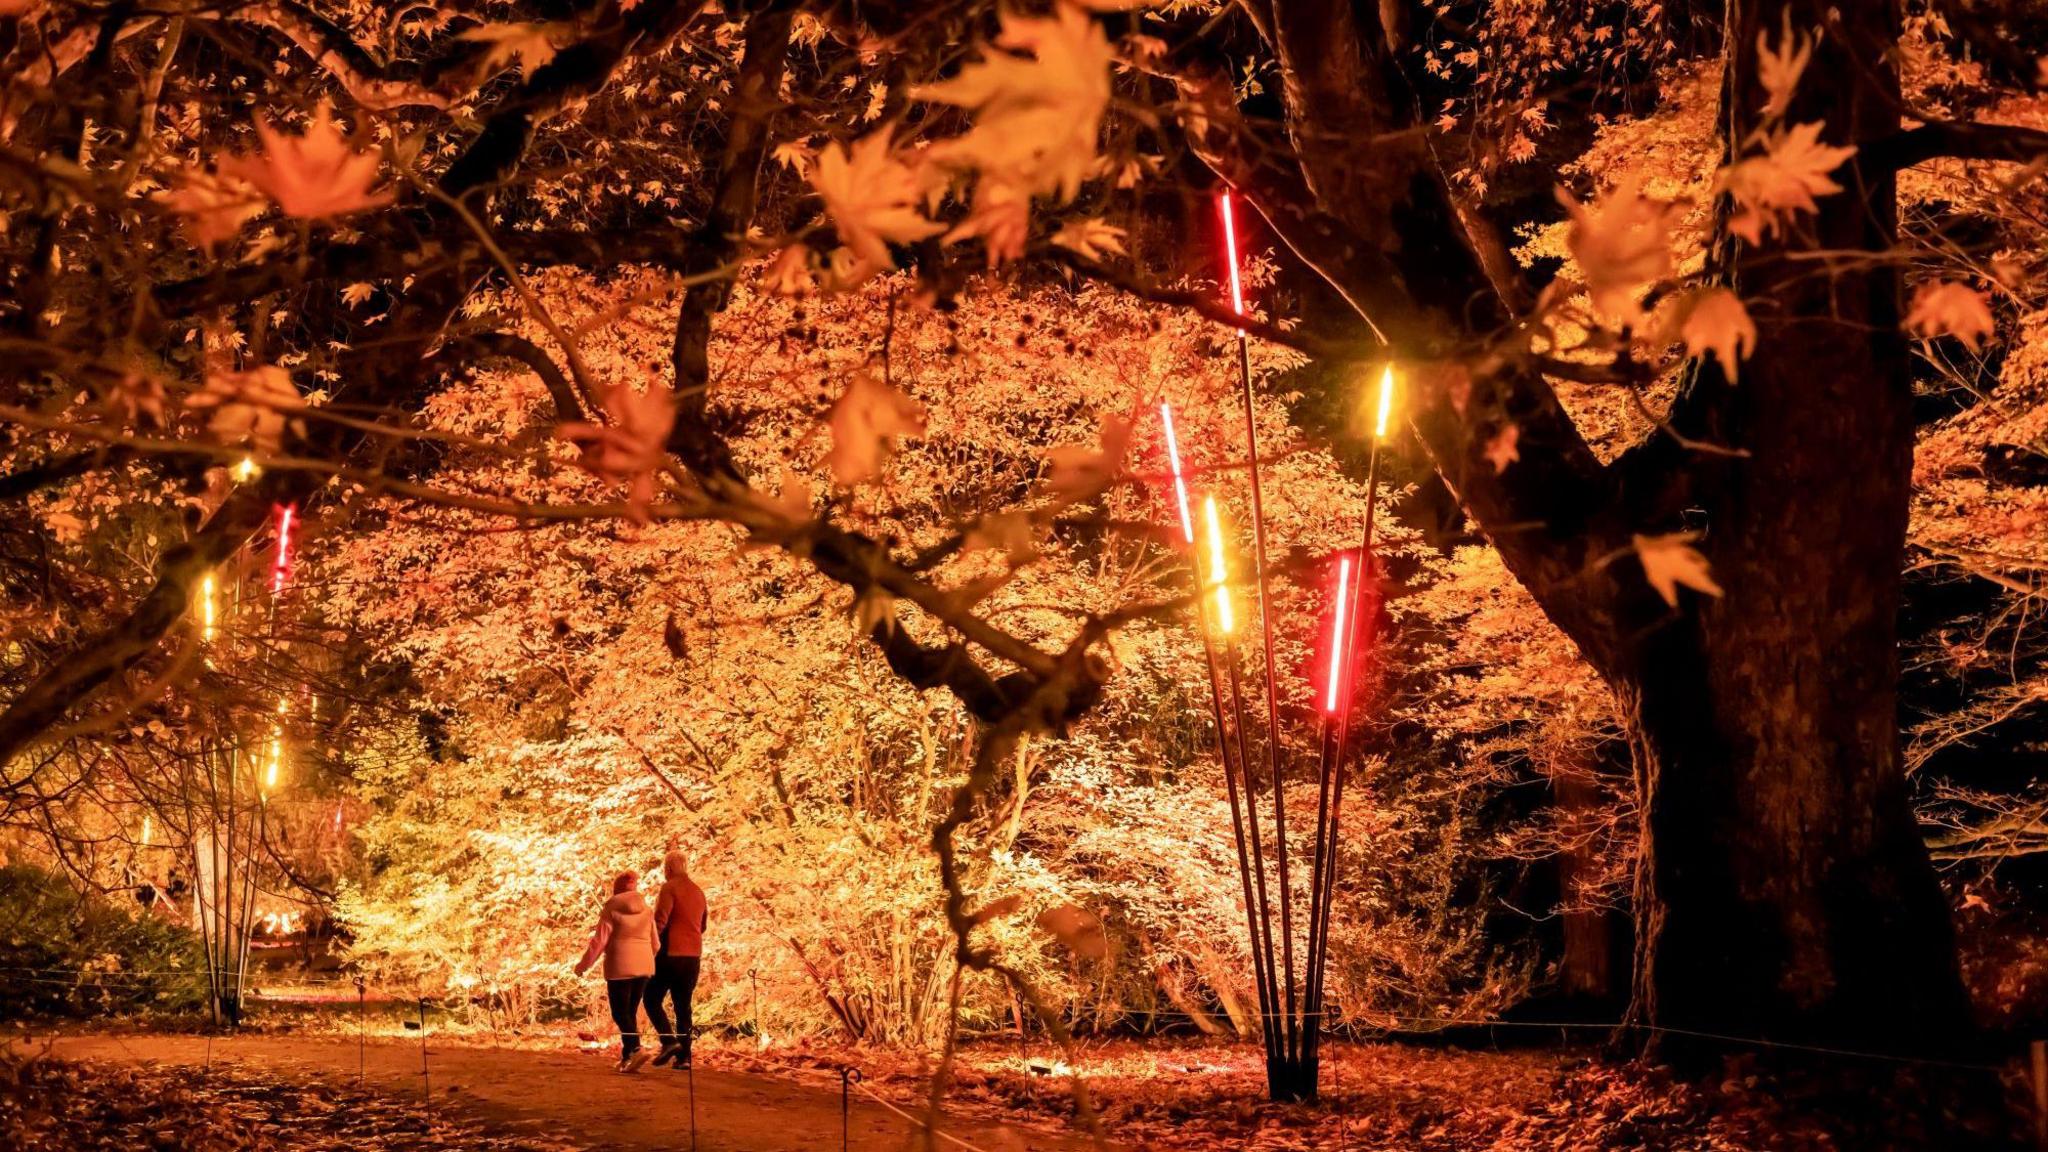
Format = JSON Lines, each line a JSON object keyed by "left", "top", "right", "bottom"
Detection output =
{"left": 574, "top": 871, "right": 659, "bottom": 1072}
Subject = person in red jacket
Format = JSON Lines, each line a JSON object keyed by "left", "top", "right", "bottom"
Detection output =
{"left": 645, "top": 850, "right": 707, "bottom": 1068}
{"left": 574, "top": 871, "right": 659, "bottom": 1073}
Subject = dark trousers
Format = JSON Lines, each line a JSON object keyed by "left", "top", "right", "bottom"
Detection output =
{"left": 607, "top": 975, "right": 650, "bottom": 1057}
{"left": 644, "top": 955, "right": 701, "bottom": 1056}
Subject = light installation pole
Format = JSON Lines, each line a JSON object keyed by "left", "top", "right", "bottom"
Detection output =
{"left": 188, "top": 469, "right": 297, "bottom": 1028}
{"left": 1157, "top": 192, "right": 1394, "bottom": 1102}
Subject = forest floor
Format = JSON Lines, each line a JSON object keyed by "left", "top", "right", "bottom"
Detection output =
{"left": 11, "top": 1028, "right": 2027, "bottom": 1151}
{"left": 17, "top": 1031, "right": 1092, "bottom": 1151}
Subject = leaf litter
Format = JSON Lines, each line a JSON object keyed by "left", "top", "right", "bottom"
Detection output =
{"left": 0, "top": 1048, "right": 581, "bottom": 1152}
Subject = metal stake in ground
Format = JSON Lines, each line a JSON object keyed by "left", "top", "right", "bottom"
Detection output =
{"left": 356, "top": 977, "right": 367, "bottom": 1087}
{"left": 841, "top": 1066, "right": 863, "bottom": 1152}
{"left": 417, "top": 997, "right": 430, "bottom": 1103}
{"left": 687, "top": 1061, "right": 699, "bottom": 1152}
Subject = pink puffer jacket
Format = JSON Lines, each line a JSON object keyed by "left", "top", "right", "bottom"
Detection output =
{"left": 574, "top": 890, "right": 657, "bottom": 980}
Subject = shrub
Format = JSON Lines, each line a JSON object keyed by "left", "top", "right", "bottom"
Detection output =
{"left": 0, "top": 863, "right": 207, "bottom": 1020}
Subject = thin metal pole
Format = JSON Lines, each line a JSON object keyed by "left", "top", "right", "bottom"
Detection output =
{"left": 687, "top": 1062, "right": 698, "bottom": 1152}
{"left": 194, "top": 743, "right": 220, "bottom": 1031}
{"left": 841, "top": 1066, "right": 861, "bottom": 1152}
{"left": 1193, "top": 589, "right": 1278, "bottom": 1058}
{"left": 418, "top": 998, "right": 430, "bottom": 1102}
{"left": 235, "top": 797, "right": 264, "bottom": 1013}
{"left": 1162, "top": 404, "right": 1281, "bottom": 1075}
{"left": 357, "top": 977, "right": 367, "bottom": 1087}
{"left": 1308, "top": 433, "right": 1386, "bottom": 1059}
{"left": 1223, "top": 643, "right": 1283, "bottom": 1077}
{"left": 1233, "top": 326, "right": 1299, "bottom": 1068}
{"left": 1302, "top": 723, "right": 1339, "bottom": 1060}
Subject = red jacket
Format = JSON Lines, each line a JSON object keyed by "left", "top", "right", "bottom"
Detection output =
{"left": 654, "top": 877, "right": 707, "bottom": 957}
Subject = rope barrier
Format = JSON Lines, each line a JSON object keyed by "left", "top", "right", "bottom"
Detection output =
{"left": 845, "top": 1068, "right": 1002, "bottom": 1152}
{"left": 1, "top": 961, "right": 2021, "bottom": 1073}
{"left": 11, "top": 983, "right": 2042, "bottom": 1152}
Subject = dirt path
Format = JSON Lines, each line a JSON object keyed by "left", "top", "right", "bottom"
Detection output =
{"left": 34, "top": 1032, "right": 1105, "bottom": 1152}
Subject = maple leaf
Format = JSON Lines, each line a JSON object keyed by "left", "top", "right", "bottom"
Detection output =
{"left": 556, "top": 378, "right": 678, "bottom": 519}
{"left": 769, "top": 139, "right": 814, "bottom": 176}
{"left": 1483, "top": 424, "right": 1520, "bottom": 475}
{"left": 1904, "top": 281, "right": 1996, "bottom": 351}
{"left": 943, "top": 179, "right": 1032, "bottom": 267}
{"left": 1715, "top": 121, "right": 1856, "bottom": 245}
{"left": 1042, "top": 414, "right": 1131, "bottom": 502}
{"left": 915, "top": 2, "right": 1115, "bottom": 214}
{"left": 157, "top": 170, "right": 263, "bottom": 252}
{"left": 1755, "top": 12, "right": 1813, "bottom": 121}
{"left": 1050, "top": 217, "right": 1127, "bottom": 262}
{"left": 763, "top": 245, "right": 814, "bottom": 296}
{"left": 1678, "top": 287, "right": 1758, "bottom": 381}
{"left": 824, "top": 372, "right": 925, "bottom": 486}
{"left": 964, "top": 511, "right": 1037, "bottom": 564}
{"left": 809, "top": 133, "right": 943, "bottom": 271}
{"left": 109, "top": 370, "right": 167, "bottom": 427}
{"left": 819, "top": 246, "right": 888, "bottom": 292}
{"left": 459, "top": 23, "right": 563, "bottom": 78}
{"left": 1632, "top": 532, "right": 1724, "bottom": 607}
{"left": 186, "top": 364, "right": 305, "bottom": 454}
{"left": 220, "top": 102, "right": 393, "bottom": 222}
{"left": 341, "top": 282, "right": 376, "bottom": 307}
{"left": 1557, "top": 176, "right": 1682, "bottom": 322}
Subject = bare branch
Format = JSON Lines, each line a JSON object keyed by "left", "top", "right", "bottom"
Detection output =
{"left": 1865, "top": 118, "right": 2048, "bottom": 174}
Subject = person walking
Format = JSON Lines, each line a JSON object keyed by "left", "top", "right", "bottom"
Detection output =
{"left": 574, "top": 870, "right": 659, "bottom": 1073}
{"left": 646, "top": 850, "right": 708, "bottom": 1069}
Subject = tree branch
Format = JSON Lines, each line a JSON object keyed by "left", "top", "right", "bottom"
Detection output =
{"left": 441, "top": 332, "right": 586, "bottom": 423}
{"left": 1864, "top": 118, "right": 2048, "bottom": 174}
{"left": 0, "top": 446, "right": 132, "bottom": 502}
{"left": 666, "top": 1, "right": 796, "bottom": 481}
{"left": 0, "top": 480, "right": 298, "bottom": 776}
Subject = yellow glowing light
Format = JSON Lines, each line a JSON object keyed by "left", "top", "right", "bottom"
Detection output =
{"left": 139, "top": 814, "right": 152, "bottom": 848}
{"left": 1202, "top": 496, "right": 1234, "bottom": 635}
{"left": 264, "top": 731, "right": 283, "bottom": 795}
{"left": 234, "top": 456, "right": 260, "bottom": 482}
{"left": 199, "top": 574, "right": 216, "bottom": 641}
{"left": 1374, "top": 364, "right": 1395, "bottom": 440}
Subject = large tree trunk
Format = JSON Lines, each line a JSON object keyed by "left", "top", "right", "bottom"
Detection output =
{"left": 1620, "top": 0, "right": 1969, "bottom": 1054}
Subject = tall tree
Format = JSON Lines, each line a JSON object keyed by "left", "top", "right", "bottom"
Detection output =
{"left": 1201, "top": 0, "right": 2041, "bottom": 1051}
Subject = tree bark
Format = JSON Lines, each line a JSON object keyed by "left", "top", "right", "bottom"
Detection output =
{"left": 1551, "top": 765, "right": 1611, "bottom": 1002}
{"left": 1619, "top": 0, "right": 1969, "bottom": 1056}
